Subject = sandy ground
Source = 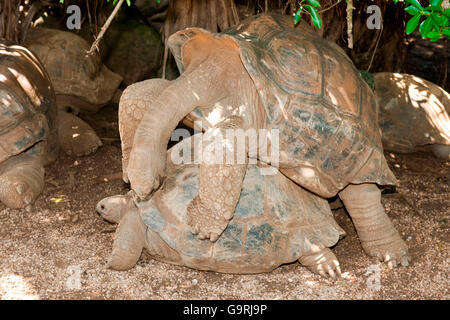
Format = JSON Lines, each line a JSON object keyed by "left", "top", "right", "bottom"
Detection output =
{"left": 0, "top": 106, "right": 448, "bottom": 300}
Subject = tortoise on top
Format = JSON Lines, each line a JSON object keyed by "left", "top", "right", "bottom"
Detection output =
{"left": 122, "top": 14, "right": 409, "bottom": 268}
{"left": 25, "top": 27, "right": 123, "bottom": 156}
{"left": 374, "top": 72, "right": 450, "bottom": 160}
{"left": 0, "top": 40, "right": 58, "bottom": 208}
{"left": 97, "top": 137, "right": 346, "bottom": 278}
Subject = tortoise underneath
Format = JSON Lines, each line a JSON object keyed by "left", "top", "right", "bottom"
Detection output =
{"left": 97, "top": 137, "right": 347, "bottom": 278}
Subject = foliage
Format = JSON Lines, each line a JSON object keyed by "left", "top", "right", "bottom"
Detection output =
{"left": 398, "top": 0, "right": 449, "bottom": 41}
{"left": 294, "top": 0, "right": 322, "bottom": 28}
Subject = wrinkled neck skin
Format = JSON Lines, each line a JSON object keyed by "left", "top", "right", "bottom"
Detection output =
{"left": 183, "top": 46, "right": 265, "bottom": 132}
{"left": 132, "top": 35, "right": 265, "bottom": 160}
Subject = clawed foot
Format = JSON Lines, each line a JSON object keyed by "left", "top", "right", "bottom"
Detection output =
{"left": 362, "top": 237, "right": 411, "bottom": 268}
{"left": 187, "top": 196, "right": 229, "bottom": 242}
{"left": 0, "top": 156, "right": 44, "bottom": 209}
{"left": 128, "top": 150, "right": 165, "bottom": 200}
{"left": 299, "top": 248, "right": 342, "bottom": 279}
{"left": 0, "top": 175, "right": 41, "bottom": 209}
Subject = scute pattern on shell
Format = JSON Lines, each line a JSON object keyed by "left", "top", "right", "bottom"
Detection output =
{"left": 25, "top": 27, "right": 122, "bottom": 108}
{"left": 170, "top": 14, "right": 396, "bottom": 197}
{"left": 374, "top": 72, "right": 450, "bottom": 153}
{"left": 134, "top": 138, "right": 345, "bottom": 274}
{"left": 0, "top": 41, "right": 57, "bottom": 165}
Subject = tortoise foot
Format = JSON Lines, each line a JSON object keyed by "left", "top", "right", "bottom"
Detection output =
{"left": 187, "top": 196, "right": 229, "bottom": 242}
{"left": 58, "top": 111, "right": 102, "bottom": 157}
{"left": 362, "top": 236, "right": 411, "bottom": 268}
{"left": 0, "top": 155, "right": 44, "bottom": 208}
{"left": 299, "top": 248, "right": 342, "bottom": 279}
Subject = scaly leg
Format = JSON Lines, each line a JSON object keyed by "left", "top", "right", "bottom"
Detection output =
{"left": 339, "top": 183, "right": 410, "bottom": 268}
{"left": 107, "top": 201, "right": 146, "bottom": 271}
{"left": 187, "top": 118, "right": 248, "bottom": 242}
{"left": 119, "top": 79, "right": 172, "bottom": 182}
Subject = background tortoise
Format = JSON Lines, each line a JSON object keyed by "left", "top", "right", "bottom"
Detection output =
{"left": 97, "top": 137, "right": 346, "bottom": 278}
{"left": 122, "top": 14, "right": 409, "bottom": 268}
{"left": 25, "top": 27, "right": 123, "bottom": 156}
{"left": 374, "top": 72, "right": 450, "bottom": 160}
{"left": 0, "top": 41, "right": 58, "bottom": 208}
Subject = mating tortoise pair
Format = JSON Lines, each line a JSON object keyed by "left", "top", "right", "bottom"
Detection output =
{"left": 0, "top": 29, "right": 122, "bottom": 208}
{"left": 98, "top": 14, "right": 413, "bottom": 277}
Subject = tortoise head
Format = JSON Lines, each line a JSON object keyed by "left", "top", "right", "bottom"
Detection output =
{"left": 96, "top": 194, "right": 132, "bottom": 224}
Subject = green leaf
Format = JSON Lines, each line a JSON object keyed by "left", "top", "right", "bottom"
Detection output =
{"left": 306, "top": 0, "right": 321, "bottom": 8}
{"left": 405, "top": 5, "right": 421, "bottom": 15}
{"left": 430, "top": 0, "right": 444, "bottom": 6}
{"left": 294, "top": 6, "right": 303, "bottom": 25}
{"left": 405, "top": 0, "right": 424, "bottom": 11}
{"left": 406, "top": 14, "right": 422, "bottom": 34}
{"left": 444, "top": 9, "right": 450, "bottom": 18}
{"left": 443, "top": 28, "right": 450, "bottom": 36}
{"left": 393, "top": 0, "right": 399, "bottom": 4}
{"left": 419, "top": 17, "right": 434, "bottom": 37}
{"left": 305, "top": 5, "right": 322, "bottom": 29}
{"left": 427, "top": 31, "right": 442, "bottom": 41}
{"left": 427, "top": 5, "right": 444, "bottom": 11}
{"left": 431, "top": 13, "right": 449, "bottom": 27}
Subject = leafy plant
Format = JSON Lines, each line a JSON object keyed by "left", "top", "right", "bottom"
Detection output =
{"left": 400, "top": 0, "right": 449, "bottom": 41}
{"left": 294, "top": 0, "right": 322, "bottom": 28}
{"left": 293, "top": 0, "right": 449, "bottom": 41}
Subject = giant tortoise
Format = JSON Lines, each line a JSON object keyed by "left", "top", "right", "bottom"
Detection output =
{"left": 374, "top": 72, "right": 450, "bottom": 160}
{"left": 25, "top": 27, "right": 123, "bottom": 156}
{"left": 97, "top": 137, "right": 346, "bottom": 278}
{"left": 0, "top": 41, "right": 58, "bottom": 208}
{"left": 121, "top": 14, "right": 410, "bottom": 268}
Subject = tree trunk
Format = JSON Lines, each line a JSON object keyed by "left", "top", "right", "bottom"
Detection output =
{"left": 163, "top": 0, "right": 240, "bottom": 41}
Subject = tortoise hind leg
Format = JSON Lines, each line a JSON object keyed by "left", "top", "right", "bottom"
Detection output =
{"left": 298, "top": 247, "right": 341, "bottom": 279}
{"left": 0, "top": 154, "right": 44, "bottom": 209}
{"left": 107, "top": 204, "right": 146, "bottom": 271}
{"left": 339, "top": 184, "right": 410, "bottom": 268}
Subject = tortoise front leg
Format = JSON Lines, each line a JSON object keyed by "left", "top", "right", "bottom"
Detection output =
{"left": 339, "top": 183, "right": 411, "bottom": 268}
{"left": 187, "top": 119, "right": 248, "bottom": 242}
{"left": 107, "top": 202, "right": 146, "bottom": 271}
{"left": 299, "top": 247, "right": 341, "bottom": 279}
{"left": 188, "top": 162, "right": 247, "bottom": 242}
{"left": 0, "top": 154, "right": 44, "bottom": 209}
{"left": 119, "top": 79, "right": 172, "bottom": 182}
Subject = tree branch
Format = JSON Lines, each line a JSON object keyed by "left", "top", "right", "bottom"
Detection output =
{"left": 87, "top": 0, "right": 125, "bottom": 56}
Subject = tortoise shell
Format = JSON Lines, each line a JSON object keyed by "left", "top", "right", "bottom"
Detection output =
{"left": 169, "top": 13, "right": 396, "bottom": 198}
{"left": 0, "top": 41, "right": 58, "bottom": 166}
{"left": 25, "top": 27, "right": 122, "bottom": 112}
{"left": 374, "top": 72, "right": 450, "bottom": 153}
{"left": 136, "top": 137, "right": 345, "bottom": 273}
